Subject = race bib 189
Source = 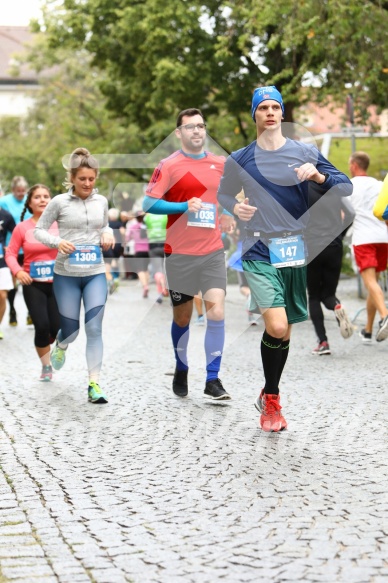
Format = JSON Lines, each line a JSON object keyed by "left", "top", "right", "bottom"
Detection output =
{"left": 268, "top": 234, "right": 305, "bottom": 268}
{"left": 30, "top": 260, "right": 55, "bottom": 281}
{"left": 68, "top": 245, "right": 101, "bottom": 266}
{"left": 187, "top": 203, "right": 216, "bottom": 229}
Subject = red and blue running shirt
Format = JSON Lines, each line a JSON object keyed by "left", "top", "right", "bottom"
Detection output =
{"left": 146, "top": 150, "right": 225, "bottom": 255}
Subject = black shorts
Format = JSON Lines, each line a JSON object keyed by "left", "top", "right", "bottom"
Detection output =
{"left": 103, "top": 243, "right": 123, "bottom": 259}
{"left": 149, "top": 243, "right": 165, "bottom": 259}
{"left": 165, "top": 249, "right": 226, "bottom": 306}
{"left": 133, "top": 251, "right": 149, "bottom": 272}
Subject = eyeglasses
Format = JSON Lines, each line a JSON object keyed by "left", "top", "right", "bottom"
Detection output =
{"left": 179, "top": 123, "right": 207, "bottom": 132}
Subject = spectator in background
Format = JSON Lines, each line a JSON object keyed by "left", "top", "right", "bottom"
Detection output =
{"left": 349, "top": 152, "right": 388, "bottom": 343}
{"left": 0, "top": 176, "right": 31, "bottom": 325}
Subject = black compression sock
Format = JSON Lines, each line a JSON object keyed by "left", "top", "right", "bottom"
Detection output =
{"left": 261, "top": 330, "right": 283, "bottom": 395}
{"left": 277, "top": 340, "right": 290, "bottom": 386}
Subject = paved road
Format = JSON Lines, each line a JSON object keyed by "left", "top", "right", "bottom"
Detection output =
{"left": 0, "top": 278, "right": 387, "bottom": 583}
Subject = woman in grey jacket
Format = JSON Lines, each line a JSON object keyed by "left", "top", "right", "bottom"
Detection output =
{"left": 34, "top": 147, "right": 114, "bottom": 403}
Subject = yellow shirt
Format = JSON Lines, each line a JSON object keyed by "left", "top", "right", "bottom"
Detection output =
{"left": 373, "top": 173, "right": 388, "bottom": 221}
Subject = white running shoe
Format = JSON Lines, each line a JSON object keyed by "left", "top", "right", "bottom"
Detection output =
{"left": 334, "top": 305, "right": 354, "bottom": 339}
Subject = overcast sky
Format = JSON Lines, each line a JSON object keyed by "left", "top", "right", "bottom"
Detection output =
{"left": 1, "top": 0, "right": 42, "bottom": 26}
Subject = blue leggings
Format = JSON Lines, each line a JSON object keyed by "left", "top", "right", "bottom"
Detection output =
{"left": 53, "top": 273, "right": 107, "bottom": 377}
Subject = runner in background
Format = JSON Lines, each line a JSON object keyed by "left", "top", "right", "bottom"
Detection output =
{"left": 306, "top": 185, "right": 355, "bottom": 355}
{"left": 103, "top": 208, "right": 124, "bottom": 294}
{"left": 125, "top": 211, "right": 150, "bottom": 298}
{"left": 143, "top": 212, "right": 168, "bottom": 303}
{"left": 6, "top": 185, "right": 60, "bottom": 380}
{"left": 228, "top": 215, "right": 258, "bottom": 326}
{"left": 0, "top": 176, "right": 32, "bottom": 326}
{"left": 193, "top": 293, "right": 205, "bottom": 325}
{"left": 34, "top": 148, "right": 115, "bottom": 403}
{"left": 349, "top": 152, "right": 388, "bottom": 342}
{"left": 374, "top": 170, "right": 388, "bottom": 223}
{"left": 0, "top": 207, "right": 16, "bottom": 339}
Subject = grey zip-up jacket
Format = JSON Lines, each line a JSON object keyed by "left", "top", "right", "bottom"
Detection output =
{"left": 34, "top": 189, "right": 112, "bottom": 277}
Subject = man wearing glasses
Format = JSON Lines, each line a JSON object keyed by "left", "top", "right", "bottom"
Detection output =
{"left": 143, "top": 108, "right": 233, "bottom": 401}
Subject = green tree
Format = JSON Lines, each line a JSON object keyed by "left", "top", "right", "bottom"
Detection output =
{"left": 33, "top": 0, "right": 388, "bottom": 136}
{"left": 0, "top": 47, "right": 143, "bottom": 197}
{"left": 5, "top": 0, "right": 386, "bottom": 193}
{"left": 218, "top": 0, "right": 388, "bottom": 123}
{"left": 32, "top": 0, "right": 257, "bottom": 146}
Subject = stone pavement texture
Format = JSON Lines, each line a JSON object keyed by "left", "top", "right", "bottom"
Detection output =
{"left": 0, "top": 277, "right": 387, "bottom": 583}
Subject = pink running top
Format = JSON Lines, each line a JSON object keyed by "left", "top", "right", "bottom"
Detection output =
{"left": 125, "top": 220, "right": 150, "bottom": 253}
{"left": 6, "top": 218, "right": 58, "bottom": 278}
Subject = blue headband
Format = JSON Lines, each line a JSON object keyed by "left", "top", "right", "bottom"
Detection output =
{"left": 251, "top": 86, "right": 284, "bottom": 121}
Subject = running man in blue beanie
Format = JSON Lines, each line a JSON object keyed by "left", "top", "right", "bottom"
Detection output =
{"left": 217, "top": 86, "right": 353, "bottom": 432}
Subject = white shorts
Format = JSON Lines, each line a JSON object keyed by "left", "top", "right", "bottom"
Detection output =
{"left": 0, "top": 266, "right": 14, "bottom": 291}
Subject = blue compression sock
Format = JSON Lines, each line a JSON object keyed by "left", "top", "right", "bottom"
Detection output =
{"left": 205, "top": 319, "right": 225, "bottom": 382}
{"left": 171, "top": 321, "right": 189, "bottom": 371}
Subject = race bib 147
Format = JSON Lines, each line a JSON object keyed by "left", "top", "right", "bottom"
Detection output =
{"left": 268, "top": 235, "right": 305, "bottom": 268}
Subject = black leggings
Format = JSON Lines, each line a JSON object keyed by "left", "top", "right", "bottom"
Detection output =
{"left": 307, "top": 243, "right": 342, "bottom": 343}
{"left": 22, "top": 282, "right": 60, "bottom": 348}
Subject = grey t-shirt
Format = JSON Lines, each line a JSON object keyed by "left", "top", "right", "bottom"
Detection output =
{"left": 34, "top": 190, "right": 112, "bottom": 277}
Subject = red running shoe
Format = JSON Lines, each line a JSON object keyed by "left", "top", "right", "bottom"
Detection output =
{"left": 311, "top": 341, "right": 331, "bottom": 355}
{"left": 255, "top": 390, "right": 287, "bottom": 432}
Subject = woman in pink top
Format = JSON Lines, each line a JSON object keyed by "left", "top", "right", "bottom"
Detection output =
{"left": 6, "top": 185, "right": 60, "bottom": 381}
{"left": 125, "top": 211, "right": 150, "bottom": 298}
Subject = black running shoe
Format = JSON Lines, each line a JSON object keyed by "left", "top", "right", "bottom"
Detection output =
{"left": 359, "top": 328, "right": 372, "bottom": 344}
{"left": 376, "top": 315, "right": 388, "bottom": 342}
{"left": 172, "top": 369, "right": 188, "bottom": 397}
{"left": 204, "top": 378, "right": 231, "bottom": 401}
{"left": 9, "top": 308, "right": 17, "bottom": 327}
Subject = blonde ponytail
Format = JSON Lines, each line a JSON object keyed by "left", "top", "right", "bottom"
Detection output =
{"left": 63, "top": 147, "right": 99, "bottom": 189}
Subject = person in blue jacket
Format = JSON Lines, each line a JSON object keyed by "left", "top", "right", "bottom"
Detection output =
{"left": 0, "top": 176, "right": 31, "bottom": 325}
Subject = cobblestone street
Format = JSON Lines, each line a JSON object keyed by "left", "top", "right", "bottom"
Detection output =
{"left": 0, "top": 278, "right": 387, "bottom": 583}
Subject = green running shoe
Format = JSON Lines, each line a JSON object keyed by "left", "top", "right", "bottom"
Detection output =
{"left": 50, "top": 341, "right": 67, "bottom": 370}
{"left": 88, "top": 381, "right": 108, "bottom": 404}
